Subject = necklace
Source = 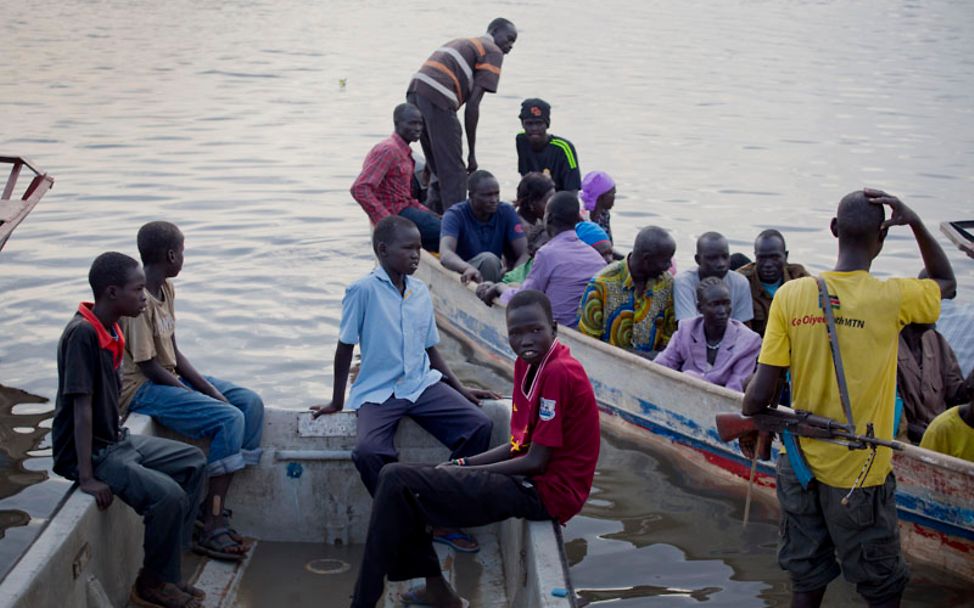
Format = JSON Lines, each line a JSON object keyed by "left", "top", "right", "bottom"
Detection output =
{"left": 706, "top": 341, "right": 722, "bottom": 350}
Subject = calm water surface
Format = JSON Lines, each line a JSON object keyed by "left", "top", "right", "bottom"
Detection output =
{"left": 1, "top": 0, "right": 972, "bottom": 603}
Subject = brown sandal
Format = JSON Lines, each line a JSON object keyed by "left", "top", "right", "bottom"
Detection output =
{"left": 129, "top": 582, "right": 201, "bottom": 608}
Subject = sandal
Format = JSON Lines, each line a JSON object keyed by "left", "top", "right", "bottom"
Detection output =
{"left": 129, "top": 582, "right": 201, "bottom": 608}
{"left": 193, "top": 526, "right": 248, "bottom": 561}
{"left": 177, "top": 582, "right": 205, "bottom": 600}
{"left": 432, "top": 529, "right": 480, "bottom": 553}
{"left": 195, "top": 508, "right": 251, "bottom": 547}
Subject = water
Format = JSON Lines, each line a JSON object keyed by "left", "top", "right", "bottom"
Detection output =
{"left": 1, "top": 0, "right": 972, "bottom": 601}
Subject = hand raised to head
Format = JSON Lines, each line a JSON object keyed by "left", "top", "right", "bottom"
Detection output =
{"left": 864, "top": 188, "right": 920, "bottom": 230}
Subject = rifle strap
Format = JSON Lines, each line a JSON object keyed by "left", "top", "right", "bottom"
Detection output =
{"left": 781, "top": 431, "right": 814, "bottom": 489}
{"left": 817, "top": 277, "right": 856, "bottom": 434}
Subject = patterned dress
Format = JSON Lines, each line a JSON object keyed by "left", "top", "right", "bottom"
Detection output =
{"left": 576, "top": 259, "right": 677, "bottom": 353}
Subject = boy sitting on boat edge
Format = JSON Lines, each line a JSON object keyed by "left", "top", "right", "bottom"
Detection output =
{"left": 350, "top": 290, "right": 600, "bottom": 608}
{"left": 312, "top": 215, "right": 496, "bottom": 553}
{"left": 52, "top": 252, "right": 207, "bottom": 608}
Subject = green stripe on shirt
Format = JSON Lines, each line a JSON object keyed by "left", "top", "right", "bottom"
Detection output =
{"left": 550, "top": 138, "right": 577, "bottom": 169}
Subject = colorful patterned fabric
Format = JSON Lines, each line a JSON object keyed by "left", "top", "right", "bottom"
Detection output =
{"left": 576, "top": 258, "right": 677, "bottom": 353}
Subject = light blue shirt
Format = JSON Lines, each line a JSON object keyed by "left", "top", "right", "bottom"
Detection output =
{"left": 339, "top": 266, "right": 442, "bottom": 410}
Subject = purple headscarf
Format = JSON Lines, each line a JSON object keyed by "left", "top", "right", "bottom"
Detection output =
{"left": 579, "top": 171, "right": 615, "bottom": 212}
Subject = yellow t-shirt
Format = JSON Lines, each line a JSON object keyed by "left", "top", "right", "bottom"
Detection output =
{"left": 119, "top": 279, "right": 178, "bottom": 412}
{"left": 760, "top": 272, "right": 940, "bottom": 488}
{"left": 920, "top": 406, "right": 974, "bottom": 462}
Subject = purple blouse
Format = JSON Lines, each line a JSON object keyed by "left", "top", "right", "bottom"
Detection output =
{"left": 654, "top": 317, "right": 762, "bottom": 391}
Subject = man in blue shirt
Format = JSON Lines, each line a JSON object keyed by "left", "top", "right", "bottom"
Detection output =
{"left": 439, "top": 169, "right": 528, "bottom": 283}
{"left": 313, "top": 216, "right": 496, "bottom": 549}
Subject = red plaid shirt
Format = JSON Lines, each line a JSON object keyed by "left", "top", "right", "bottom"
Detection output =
{"left": 351, "top": 133, "right": 425, "bottom": 223}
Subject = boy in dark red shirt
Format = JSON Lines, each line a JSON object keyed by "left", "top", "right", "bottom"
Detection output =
{"left": 350, "top": 290, "right": 600, "bottom": 608}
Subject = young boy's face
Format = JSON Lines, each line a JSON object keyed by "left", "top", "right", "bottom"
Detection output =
{"left": 168, "top": 236, "right": 185, "bottom": 278}
{"left": 379, "top": 226, "right": 422, "bottom": 276}
{"left": 114, "top": 266, "right": 147, "bottom": 317}
{"left": 506, "top": 303, "right": 556, "bottom": 365}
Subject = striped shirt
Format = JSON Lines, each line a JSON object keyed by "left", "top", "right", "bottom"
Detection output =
{"left": 407, "top": 36, "right": 504, "bottom": 111}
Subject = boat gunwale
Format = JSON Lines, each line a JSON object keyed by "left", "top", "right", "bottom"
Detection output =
{"left": 418, "top": 250, "right": 974, "bottom": 479}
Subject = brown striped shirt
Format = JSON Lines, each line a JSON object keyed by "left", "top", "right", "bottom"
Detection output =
{"left": 407, "top": 36, "right": 504, "bottom": 111}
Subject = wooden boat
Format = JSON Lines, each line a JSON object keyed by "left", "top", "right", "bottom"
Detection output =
{"left": 414, "top": 250, "right": 974, "bottom": 584}
{"left": 0, "top": 156, "right": 53, "bottom": 252}
{"left": 940, "top": 220, "right": 974, "bottom": 258}
{"left": 0, "top": 402, "right": 573, "bottom": 607}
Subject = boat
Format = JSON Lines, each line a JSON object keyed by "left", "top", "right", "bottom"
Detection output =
{"left": 0, "top": 156, "right": 54, "bottom": 252}
{"left": 0, "top": 402, "right": 573, "bottom": 607}
{"left": 414, "top": 250, "right": 974, "bottom": 584}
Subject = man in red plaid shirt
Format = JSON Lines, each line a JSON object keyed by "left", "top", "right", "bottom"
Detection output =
{"left": 351, "top": 103, "right": 441, "bottom": 252}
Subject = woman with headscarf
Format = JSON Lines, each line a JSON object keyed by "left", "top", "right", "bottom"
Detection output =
{"left": 580, "top": 170, "right": 616, "bottom": 243}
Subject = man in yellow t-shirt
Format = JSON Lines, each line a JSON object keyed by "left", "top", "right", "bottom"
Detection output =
{"left": 920, "top": 404, "right": 974, "bottom": 462}
{"left": 742, "top": 189, "right": 955, "bottom": 608}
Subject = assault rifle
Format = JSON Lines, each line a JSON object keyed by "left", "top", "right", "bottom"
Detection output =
{"left": 715, "top": 406, "right": 904, "bottom": 460}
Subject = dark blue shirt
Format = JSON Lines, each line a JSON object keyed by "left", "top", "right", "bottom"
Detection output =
{"left": 441, "top": 200, "right": 526, "bottom": 261}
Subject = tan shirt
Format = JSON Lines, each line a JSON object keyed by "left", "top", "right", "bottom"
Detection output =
{"left": 119, "top": 279, "right": 178, "bottom": 412}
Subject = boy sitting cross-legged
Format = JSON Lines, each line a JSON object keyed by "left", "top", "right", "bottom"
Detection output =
{"left": 350, "top": 290, "right": 601, "bottom": 608}
{"left": 119, "top": 221, "right": 265, "bottom": 560}
{"left": 53, "top": 252, "right": 207, "bottom": 608}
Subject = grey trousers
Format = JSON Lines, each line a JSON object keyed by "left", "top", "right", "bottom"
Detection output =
{"left": 468, "top": 251, "right": 503, "bottom": 283}
{"left": 93, "top": 432, "right": 207, "bottom": 583}
{"left": 352, "top": 382, "right": 493, "bottom": 496}
{"left": 406, "top": 92, "right": 467, "bottom": 213}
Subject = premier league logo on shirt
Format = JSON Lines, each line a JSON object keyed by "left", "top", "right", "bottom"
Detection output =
{"left": 539, "top": 398, "right": 557, "bottom": 421}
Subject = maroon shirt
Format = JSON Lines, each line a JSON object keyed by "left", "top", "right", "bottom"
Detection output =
{"left": 351, "top": 132, "right": 425, "bottom": 223}
{"left": 511, "top": 340, "right": 600, "bottom": 524}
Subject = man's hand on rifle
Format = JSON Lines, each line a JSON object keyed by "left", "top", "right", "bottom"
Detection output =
{"left": 738, "top": 431, "right": 759, "bottom": 460}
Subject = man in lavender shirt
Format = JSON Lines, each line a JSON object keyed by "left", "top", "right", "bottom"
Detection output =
{"left": 476, "top": 192, "right": 606, "bottom": 327}
{"left": 655, "top": 276, "right": 762, "bottom": 391}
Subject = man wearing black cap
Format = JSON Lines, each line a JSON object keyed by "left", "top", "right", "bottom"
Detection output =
{"left": 516, "top": 98, "right": 581, "bottom": 193}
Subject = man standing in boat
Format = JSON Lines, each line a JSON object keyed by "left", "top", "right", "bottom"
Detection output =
{"left": 742, "top": 189, "right": 955, "bottom": 607}
{"left": 406, "top": 18, "right": 517, "bottom": 212}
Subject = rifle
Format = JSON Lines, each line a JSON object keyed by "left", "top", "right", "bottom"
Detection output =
{"left": 716, "top": 407, "right": 904, "bottom": 457}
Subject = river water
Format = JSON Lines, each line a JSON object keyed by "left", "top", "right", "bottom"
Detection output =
{"left": 1, "top": 0, "right": 972, "bottom": 604}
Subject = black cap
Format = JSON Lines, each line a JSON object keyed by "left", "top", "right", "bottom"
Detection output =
{"left": 519, "top": 98, "right": 551, "bottom": 123}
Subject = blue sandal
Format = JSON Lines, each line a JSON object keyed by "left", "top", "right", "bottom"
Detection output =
{"left": 432, "top": 530, "right": 480, "bottom": 553}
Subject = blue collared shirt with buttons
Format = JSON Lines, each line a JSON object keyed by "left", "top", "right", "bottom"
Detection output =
{"left": 339, "top": 265, "right": 442, "bottom": 410}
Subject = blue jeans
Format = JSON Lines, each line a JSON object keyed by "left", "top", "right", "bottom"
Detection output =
{"left": 130, "top": 376, "right": 265, "bottom": 476}
{"left": 398, "top": 206, "right": 441, "bottom": 252}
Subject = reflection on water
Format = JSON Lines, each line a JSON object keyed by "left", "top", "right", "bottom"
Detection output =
{"left": 569, "top": 432, "right": 971, "bottom": 607}
{"left": 0, "top": 385, "right": 53, "bottom": 580}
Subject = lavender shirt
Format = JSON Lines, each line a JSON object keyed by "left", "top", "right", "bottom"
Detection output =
{"left": 654, "top": 316, "right": 762, "bottom": 391}
{"left": 500, "top": 229, "right": 607, "bottom": 327}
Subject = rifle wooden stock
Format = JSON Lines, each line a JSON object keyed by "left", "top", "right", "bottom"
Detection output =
{"left": 715, "top": 408, "right": 903, "bottom": 451}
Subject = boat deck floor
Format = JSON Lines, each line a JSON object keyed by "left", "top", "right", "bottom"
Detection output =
{"left": 127, "top": 525, "right": 508, "bottom": 608}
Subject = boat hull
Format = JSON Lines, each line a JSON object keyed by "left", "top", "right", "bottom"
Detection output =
{"left": 416, "top": 251, "right": 974, "bottom": 583}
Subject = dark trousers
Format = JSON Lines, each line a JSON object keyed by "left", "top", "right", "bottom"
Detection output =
{"left": 93, "top": 432, "right": 207, "bottom": 583}
{"left": 398, "top": 207, "right": 441, "bottom": 253}
{"left": 352, "top": 382, "right": 492, "bottom": 496}
{"left": 351, "top": 463, "right": 551, "bottom": 607}
{"left": 406, "top": 92, "right": 466, "bottom": 213}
